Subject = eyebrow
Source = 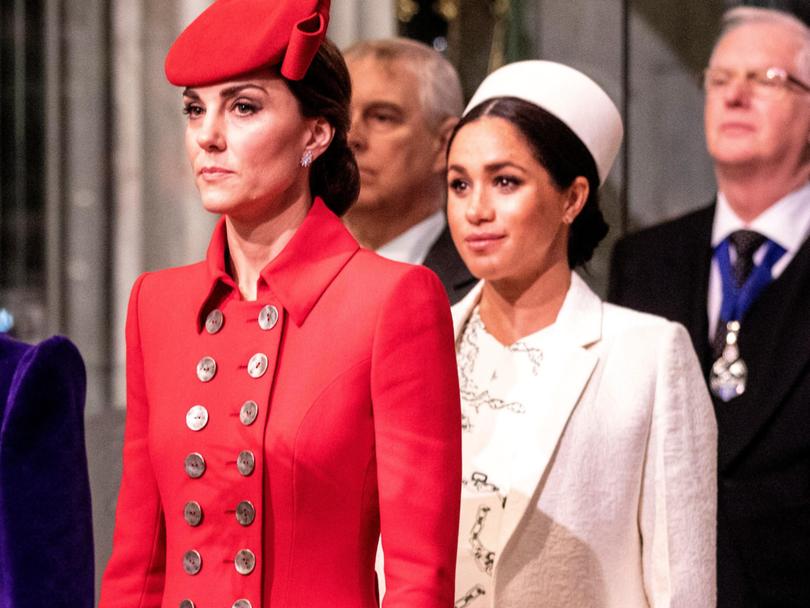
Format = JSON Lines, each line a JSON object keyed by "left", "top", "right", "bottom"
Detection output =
{"left": 182, "top": 83, "right": 269, "bottom": 100}
{"left": 447, "top": 161, "right": 526, "bottom": 173}
{"left": 362, "top": 101, "right": 404, "bottom": 114}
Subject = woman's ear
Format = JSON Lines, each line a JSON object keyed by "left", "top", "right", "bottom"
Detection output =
{"left": 562, "top": 176, "right": 590, "bottom": 225}
{"left": 304, "top": 117, "right": 335, "bottom": 162}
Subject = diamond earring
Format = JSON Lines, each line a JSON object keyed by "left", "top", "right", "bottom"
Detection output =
{"left": 300, "top": 149, "right": 313, "bottom": 168}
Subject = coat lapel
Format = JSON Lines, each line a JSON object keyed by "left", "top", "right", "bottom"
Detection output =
{"left": 452, "top": 275, "right": 601, "bottom": 561}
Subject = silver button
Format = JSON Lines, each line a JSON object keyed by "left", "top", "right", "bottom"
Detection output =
{"left": 196, "top": 356, "right": 217, "bottom": 382}
{"left": 258, "top": 305, "right": 279, "bottom": 330}
{"left": 237, "top": 450, "right": 255, "bottom": 476}
{"left": 184, "top": 501, "right": 203, "bottom": 527}
{"left": 239, "top": 400, "right": 259, "bottom": 426}
{"left": 235, "top": 500, "right": 256, "bottom": 526}
{"left": 205, "top": 309, "right": 224, "bottom": 334}
{"left": 184, "top": 453, "right": 206, "bottom": 478}
{"left": 247, "top": 353, "right": 268, "bottom": 379}
{"left": 180, "top": 601, "right": 195, "bottom": 608}
{"left": 232, "top": 600, "right": 252, "bottom": 608}
{"left": 183, "top": 549, "right": 202, "bottom": 575}
{"left": 234, "top": 549, "right": 256, "bottom": 575}
{"left": 185, "top": 405, "right": 209, "bottom": 431}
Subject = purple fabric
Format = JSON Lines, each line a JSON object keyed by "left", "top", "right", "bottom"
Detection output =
{"left": 0, "top": 335, "right": 93, "bottom": 608}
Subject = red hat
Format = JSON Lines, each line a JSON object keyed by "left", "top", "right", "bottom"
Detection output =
{"left": 165, "top": 0, "right": 331, "bottom": 86}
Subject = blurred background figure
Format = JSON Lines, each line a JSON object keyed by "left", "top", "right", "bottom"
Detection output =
{"left": 343, "top": 37, "right": 475, "bottom": 303}
{"left": 610, "top": 6, "right": 810, "bottom": 607}
{"left": 448, "top": 60, "right": 716, "bottom": 608}
{"left": 0, "top": 334, "right": 93, "bottom": 607}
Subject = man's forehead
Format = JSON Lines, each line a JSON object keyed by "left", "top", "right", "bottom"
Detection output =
{"left": 711, "top": 21, "right": 804, "bottom": 67}
{"left": 348, "top": 56, "right": 422, "bottom": 106}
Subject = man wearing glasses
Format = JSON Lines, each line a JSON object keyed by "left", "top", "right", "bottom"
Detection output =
{"left": 609, "top": 7, "right": 810, "bottom": 607}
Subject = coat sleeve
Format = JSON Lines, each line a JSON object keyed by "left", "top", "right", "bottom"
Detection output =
{"left": 371, "top": 265, "right": 461, "bottom": 608}
{"left": 639, "top": 322, "right": 717, "bottom": 607}
{"left": 99, "top": 273, "right": 167, "bottom": 607}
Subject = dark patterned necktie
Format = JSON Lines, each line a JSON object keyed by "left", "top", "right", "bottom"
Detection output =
{"left": 712, "top": 230, "right": 767, "bottom": 358}
{"left": 729, "top": 229, "right": 767, "bottom": 287}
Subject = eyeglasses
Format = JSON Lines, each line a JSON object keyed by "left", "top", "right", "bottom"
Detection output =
{"left": 703, "top": 66, "right": 810, "bottom": 98}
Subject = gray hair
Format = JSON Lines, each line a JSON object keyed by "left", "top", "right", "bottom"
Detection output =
{"left": 718, "top": 7, "right": 810, "bottom": 81}
{"left": 344, "top": 38, "right": 464, "bottom": 131}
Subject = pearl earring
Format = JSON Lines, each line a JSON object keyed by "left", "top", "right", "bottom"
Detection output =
{"left": 300, "top": 149, "right": 313, "bottom": 168}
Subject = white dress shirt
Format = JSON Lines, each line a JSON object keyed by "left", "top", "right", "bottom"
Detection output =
{"left": 375, "top": 210, "right": 446, "bottom": 264}
{"left": 708, "top": 182, "right": 810, "bottom": 337}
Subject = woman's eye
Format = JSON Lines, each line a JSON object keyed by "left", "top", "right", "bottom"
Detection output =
{"left": 449, "top": 178, "right": 468, "bottom": 193}
{"left": 233, "top": 101, "right": 258, "bottom": 115}
{"left": 182, "top": 104, "right": 204, "bottom": 118}
{"left": 494, "top": 175, "right": 520, "bottom": 189}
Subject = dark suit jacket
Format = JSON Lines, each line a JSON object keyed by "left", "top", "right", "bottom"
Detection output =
{"left": 609, "top": 202, "right": 810, "bottom": 608}
{"left": 423, "top": 225, "right": 476, "bottom": 305}
{"left": 0, "top": 334, "right": 94, "bottom": 608}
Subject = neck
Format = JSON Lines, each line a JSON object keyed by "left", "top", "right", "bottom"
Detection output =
{"left": 478, "top": 259, "right": 571, "bottom": 346}
{"left": 716, "top": 163, "right": 810, "bottom": 222}
{"left": 344, "top": 183, "right": 443, "bottom": 250}
{"left": 225, "top": 195, "right": 311, "bottom": 301}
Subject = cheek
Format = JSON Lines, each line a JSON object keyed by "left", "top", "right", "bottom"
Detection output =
{"left": 184, "top": 128, "right": 198, "bottom": 166}
{"left": 446, "top": 197, "right": 465, "bottom": 237}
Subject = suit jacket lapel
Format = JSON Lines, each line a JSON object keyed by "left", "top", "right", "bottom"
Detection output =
{"left": 686, "top": 211, "right": 714, "bottom": 371}
{"left": 424, "top": 225, "right": 476, "bottom": 301}
{"left": 453, "top": 275, "right": 601, "bottom": 562}
{"left": 715, "top": 234, "right": 810, "bottom": 469}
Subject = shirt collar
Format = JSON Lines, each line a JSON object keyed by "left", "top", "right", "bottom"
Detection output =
{"left": 712, "top": 181, "right": 810, "bottom": 253}
{"left": 197, "top": 197, "right": 360, "bottom": 330}
{"left": 376, "top": 210, "right": 446, "bottom": 265}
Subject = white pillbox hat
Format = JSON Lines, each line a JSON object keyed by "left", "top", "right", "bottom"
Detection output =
{"left": 465, "top": 60, "right": 624, "bottom": 185}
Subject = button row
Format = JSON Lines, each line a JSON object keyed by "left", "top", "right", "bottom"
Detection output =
{"left": 205, "top": 305, "right": 279, "bottom": 335}
{"left": 182, "top": 549, "right": 256, "bottom": 576}
{"left": 182, "top": 500, "right": 255, "bottom": 527}
{"left": 184, "top": 451, "right": 255, "bottom": 478}
{"left": 196, "top": 354, "right": 271, "bottom": 382}
{"left": 185, "top": 400, "right": 259, "bottom": 432}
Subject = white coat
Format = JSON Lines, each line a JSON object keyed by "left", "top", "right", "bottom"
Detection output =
{"left": 452, "top": 273, "right": 717, "bottom": 608}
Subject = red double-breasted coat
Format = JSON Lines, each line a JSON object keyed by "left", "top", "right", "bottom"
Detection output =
{"left": 99, "top": 199, "right": 462, "bottom": 608}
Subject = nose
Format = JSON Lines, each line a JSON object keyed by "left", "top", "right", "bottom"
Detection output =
{"left": 348, "top": 109, "right": 366, "bottom": 153}
{"left": 464, "top": 187, "right": 494, "bottom": 224}
{"left": 722, "top": 74, "right": 752, "bottom": 107}
{"left": 195, "top": 112, "right": 226, "bottom": 151}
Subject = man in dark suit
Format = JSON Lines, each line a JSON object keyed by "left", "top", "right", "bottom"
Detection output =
{"left": 343, "top": 38, "right": 475, "bottom": 304}
{"left": 609, "top": 7, "right": 810, "bottom": 607}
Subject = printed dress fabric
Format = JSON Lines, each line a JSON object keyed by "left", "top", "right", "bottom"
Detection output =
{"left": 455, "top": 308, "right": 551, "bottom": 607}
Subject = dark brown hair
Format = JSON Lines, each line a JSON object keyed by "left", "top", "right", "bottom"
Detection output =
{"left": 449, "top": 97, "right": 608, "bottom": 268}
{"left": 286, "top": 39, "right": 360, "bottom": 216}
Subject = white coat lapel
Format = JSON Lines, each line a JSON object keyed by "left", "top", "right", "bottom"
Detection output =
{"left": 492, "top": 274, "right": 603, "bottom": 558}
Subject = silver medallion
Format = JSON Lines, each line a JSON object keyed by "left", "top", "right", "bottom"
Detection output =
{"left": 710, "top": 320, "right": 747, "bottom": 401}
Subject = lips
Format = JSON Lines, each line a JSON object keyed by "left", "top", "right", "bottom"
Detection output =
{"left": 199, "top": 166, "right": 234, "bottom": 178}
{"left": 718, "top": 121, "right": 756, "bottom": 134}
{"left": 465, "top": 232, "right": 505, "bottom": 252}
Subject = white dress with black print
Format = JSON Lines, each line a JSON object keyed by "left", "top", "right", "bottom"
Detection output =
{"left": 454, "top": 307, "right": 550, "bottom": 608}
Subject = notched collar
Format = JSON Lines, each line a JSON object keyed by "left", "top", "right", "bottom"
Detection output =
{"left": 195, "top": 198, "right": 360, "bottom": 332}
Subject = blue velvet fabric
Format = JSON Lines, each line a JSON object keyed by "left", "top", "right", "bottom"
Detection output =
{"left": 0, "top": 335, "right": 93, "bottom": 608}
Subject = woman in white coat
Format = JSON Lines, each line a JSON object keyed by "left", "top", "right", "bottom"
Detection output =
{"left": 447, "top": 61, "right": 717, "bottom": 608}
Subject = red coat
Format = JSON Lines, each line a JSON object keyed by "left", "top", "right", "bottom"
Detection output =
{"left": 100, "top": 199, "right": 461, "bottom": 608}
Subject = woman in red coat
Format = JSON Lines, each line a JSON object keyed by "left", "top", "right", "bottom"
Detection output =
{"left": 99, "top": 2, "right": 461, "bottom": 607}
